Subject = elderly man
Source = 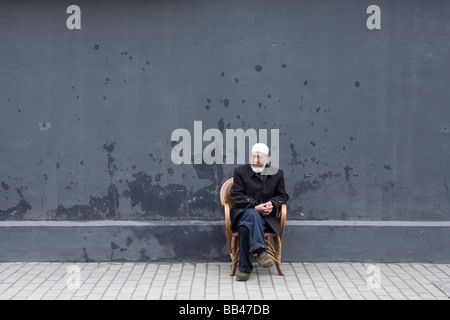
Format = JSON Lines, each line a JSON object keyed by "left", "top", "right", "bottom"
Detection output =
{"left": 230, "top": 143, "right": 289, "bottom": 281}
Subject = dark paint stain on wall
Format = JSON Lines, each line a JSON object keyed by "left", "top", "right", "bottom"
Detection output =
{"left": 0, "top": 199, "right": 31, "bottom": 220}
{"left": 48, "top": 142, "right": 122, "bottom": 220}
{"left": 0, "top": 187, "right": 31, "bottom": 220}
{"left": 289, "top": 144, "right": 302, "bottom": 165}
{"left": 124, "top": 171, "right": 187, "bottom": 217}
{"left": 344, "top": 165, "right": 353, "bottom": 182}
{"left": 83, "top": 248, "right": 94, "bottom": 262}
{"left": 293, "top": 179, "right": 322, "bottom": 196}
{"left": 89, "top": 183, "right": 120, "bottom": 217}
{"left": 111, "top": 241, "right": 120, "bottom": 250}
{"left": 1, "top": 181, "right": 9, "bottom": 191}
{"left": 35, "top": 139, "right": 225, "bottom": 221}
{"left": 53, "top": 183, "right": 120, "bottom": 220}
{"left": 126, "top": 236, "right": 133, "bottom": 247}
{"left": 218, "top": 119, "right": 225, "bottom": 132}
{"left": 192, "top": 162, "right": 223, "bottom": 184}
{"left": 123, "top": 162, "right": 223, "bottom": 219}
{"left": 103, "top": 142, "right": 117, "bottom": 177}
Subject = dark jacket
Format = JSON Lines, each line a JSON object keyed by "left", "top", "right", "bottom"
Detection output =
{"left": 230, "top": 164, "right": 289, "bottom": 235}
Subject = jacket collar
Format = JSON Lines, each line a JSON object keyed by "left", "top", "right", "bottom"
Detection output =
{"left": 246, "top": 163, "right": 272, "bottom": 178}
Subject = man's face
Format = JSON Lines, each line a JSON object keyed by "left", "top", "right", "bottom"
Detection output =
{"left": 251, "top": 152, "right": 269, "bottom": 168}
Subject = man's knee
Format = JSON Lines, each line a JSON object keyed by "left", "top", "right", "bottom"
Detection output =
{"left": 242, "top": 208, "right": 260, "bottom": 220}
{"left": 239, "top": 209, "right": 264, "bottom": 231}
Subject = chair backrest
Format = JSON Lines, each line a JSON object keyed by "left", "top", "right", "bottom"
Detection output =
{"left": 220, "top": 177, "right": 234, "bottom": 207}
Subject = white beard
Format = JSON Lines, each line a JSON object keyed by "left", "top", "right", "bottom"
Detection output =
{"left": 251, "top": 163, "right": 267, "bottom": 173}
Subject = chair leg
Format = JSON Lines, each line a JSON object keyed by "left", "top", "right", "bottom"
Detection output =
{"left": 230, "top": 261, "right": 238, "bottom": 276}
{"left": 273, "top": 236, "right": 284, "bottom": 276}
{"left": 230, "top": 235, "right": 239, "bottom": 276}
{"left": 265, "top": 236, "right": 284, "bottom": 276}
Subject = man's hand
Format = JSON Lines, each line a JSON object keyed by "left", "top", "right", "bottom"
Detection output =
{"left": 255, "top": 201, "right": 273, "bottom": 216}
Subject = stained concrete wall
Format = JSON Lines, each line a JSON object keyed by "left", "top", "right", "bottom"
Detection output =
{"left": 1, "top": 0, "right": 449, "bottom": 262}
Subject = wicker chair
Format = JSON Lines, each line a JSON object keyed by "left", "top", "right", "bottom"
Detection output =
{"left": 220, "top": 177, "right": 287, "bottom": 276}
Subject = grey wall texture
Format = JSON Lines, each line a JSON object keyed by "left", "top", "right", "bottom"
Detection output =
{"left": 1, "top": 0, "right": 449, "bottom": 262}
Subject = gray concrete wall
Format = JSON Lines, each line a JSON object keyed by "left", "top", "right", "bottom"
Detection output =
{"left": 1, "top": 0, "right": 449, "bottom": 262}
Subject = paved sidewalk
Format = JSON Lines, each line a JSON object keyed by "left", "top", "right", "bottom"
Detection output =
{"left": 0, "top": 261, "right": 449, "bottom": 300}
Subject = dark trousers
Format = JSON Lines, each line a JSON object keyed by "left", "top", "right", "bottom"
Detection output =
{"left": 238, "top": 208, "right": 267, "bottom": 272}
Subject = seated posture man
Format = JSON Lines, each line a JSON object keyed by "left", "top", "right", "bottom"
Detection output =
{"left": 230, "top": 143, "right": 289, "bottom": 281}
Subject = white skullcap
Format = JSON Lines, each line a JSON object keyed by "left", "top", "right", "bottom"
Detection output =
{"left": 251, "top": 143, "right": 269, "bottom": 155}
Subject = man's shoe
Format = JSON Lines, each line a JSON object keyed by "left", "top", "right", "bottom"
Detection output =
{"left": 256, "top": 251, "right": 275, "bottom": 268}
{"left": 236, "top": 270, "right": 251, "bottom": 281}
